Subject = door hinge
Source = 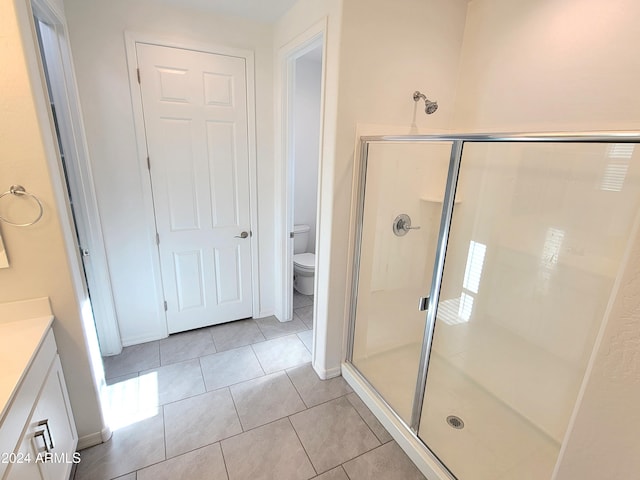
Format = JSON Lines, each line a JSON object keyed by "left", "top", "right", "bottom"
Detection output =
{"left": 156, "top": 232, "right": 160, "bottom": 245}
{"left": 163, "top": 300, "right": 168, "bottom": 311}
{"left": 147, "top": 156, "right": 151, "bottom": 170}
{"left": 289, "top": 231, "right": 294, "bottom": 239}
{"left": 136, "top": 68, "right": 141, "bottom": 84}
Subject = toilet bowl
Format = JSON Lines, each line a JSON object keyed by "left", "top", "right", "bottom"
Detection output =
{"left": 292, "top": 224, "right": 315, "bottom": 295}
{"left": 293, "top": 252, "right": 315, "bottom": 295}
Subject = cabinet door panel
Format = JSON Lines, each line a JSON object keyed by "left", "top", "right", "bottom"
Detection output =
{"left": 4, "top": 424, "right": 45, "bottom": 480}
{"left": 33, "top": 356, "right": 78, "bottom": 480}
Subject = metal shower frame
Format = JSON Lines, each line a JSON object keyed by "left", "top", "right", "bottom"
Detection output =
{"left": 345, "top": 131, "right": 640, "bottom": 479}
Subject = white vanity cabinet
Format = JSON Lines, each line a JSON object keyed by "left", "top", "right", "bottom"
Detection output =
{"left": 8, "top": 357, "right": 78, "bottom": 480}
{"left": 0, "top": 316, "right": 78, "bottom": 480}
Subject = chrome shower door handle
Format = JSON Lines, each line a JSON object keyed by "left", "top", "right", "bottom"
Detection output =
{"left": 393, "top": 214, "right": 421, "bottom": 236}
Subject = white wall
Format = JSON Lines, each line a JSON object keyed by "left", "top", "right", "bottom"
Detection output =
{"left": 293, "top": 53, "right": 322, "bottom": 252}
{"left": 0, "top": 0, "right": 104, "bottom": 442}
{"left": 453, "top": 0, "right": 640, "bottom": 476}
{"left": 63, "top": 0, "right": 276, "bottom": 345}
{"left": 273, "top": 0, "right": 343, "bottom": 377}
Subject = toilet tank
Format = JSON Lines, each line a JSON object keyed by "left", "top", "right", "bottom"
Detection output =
{"left": 293, "top": 224, "right": 310, "bottom": 254}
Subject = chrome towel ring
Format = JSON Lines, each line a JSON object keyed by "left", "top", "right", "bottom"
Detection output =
{"left": 0, "top": 185, "right": 44, "bottom": 227}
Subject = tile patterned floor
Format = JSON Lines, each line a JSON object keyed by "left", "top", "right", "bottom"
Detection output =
{"left": 78, "top": 293, "right": 425, "bottom": 480}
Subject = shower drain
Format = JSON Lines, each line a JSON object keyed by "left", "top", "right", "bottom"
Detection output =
{"left": 446, "top": 415, "right": 465, "bottom": 429}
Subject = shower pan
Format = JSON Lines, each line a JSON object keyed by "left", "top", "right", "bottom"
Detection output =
{"left": 344, "top": 133, "right": 640, "bottom": 480}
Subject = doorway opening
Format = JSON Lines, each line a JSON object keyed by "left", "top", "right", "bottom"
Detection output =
{"left": 31, "top": 0, "right": 121, "bottom": 356}
{"left": 290, "top": 42, "right": 323, "bottom": 331}
{"left": 281, "top": 29, "right": 325, "bottom": 344}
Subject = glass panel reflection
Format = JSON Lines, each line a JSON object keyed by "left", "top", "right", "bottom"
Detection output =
{"left": 419, "top": 142, "right": 640, "bottom": 480}
{"left": 351, "top": 141, "right": 451, "bottom": 423}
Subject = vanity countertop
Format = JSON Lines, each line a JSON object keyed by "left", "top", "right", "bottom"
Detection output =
{"left": 0, "top": 298, "right": 54, "bottom": 423}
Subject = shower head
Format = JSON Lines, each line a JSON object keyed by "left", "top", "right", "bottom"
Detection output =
{"left": 413, "top": 90, "right": 438, "bottom": 115}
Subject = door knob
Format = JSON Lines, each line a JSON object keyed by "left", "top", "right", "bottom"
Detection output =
{"left": 235, "top": 231, "right": 249, "bottom": 239}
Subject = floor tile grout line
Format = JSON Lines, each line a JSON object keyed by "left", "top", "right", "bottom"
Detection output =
{"left": 296, "top": 331, "right": 313, "bottom": 354}
{"left": 255, "top": 323, "right": 312, "bottom": 343}
{"left": 340, "top": 463, "right": 353, "bottom": 479}
{"left": 202, "top": 414, "right": 301, "bottom": 448}
{"left": 287, "top": 416, "right": 318, "bottom": 476}
{"left": 209, "top": 319, "right": 266, "bottom": 352}
{"left": 208, "top": 326, "right": 219, "bottom": 352}
{"left": 249, "top": 342, "right": 268, "bottom": 376}
{"left": 338, "top": 441, "right": 388, "bottom": 474}
{"left": 195, "top": 356, "right": 207, "bottom": 403}
{"left": 293, "top": 390, "right": 354, "bottom": 412}
{"left": 125, "top": 442, "right": 227, "bottom": 479}
{"left": 227, "top": 385, "right": 246, "bottom": 432}
{"left": 345, "top": 393, "right": 386, "bottom": 446}
{"left": 292, "top": 305, "right": 313, "bottom": 328}
{"left": 218, "top": 441, "right": 231, "bottom": 480}
{"left": 119, "top": 435, "right": 170, "bottom": 476}
{"left": 203, "top": 371, "right": 266, "bottom": 394}
{"left": 158, "top": 333, "right": 219, "bottom": 367}
{"left": 285, "top": 368, "right": 311, "bottom": 409}
{"left": 286, "top": 394, "right": 382, "bottom": 476}
{"left": 253, "top": 317, "right": 268, "bottom": 337}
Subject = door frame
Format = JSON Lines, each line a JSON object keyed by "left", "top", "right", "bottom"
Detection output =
{"left": 276, "top": 20, "right": 327, "bottom": 323}
{"left": 31, "top": 0, "right": 122, "bottom": 356}
{"left": 124, "top": 33, "right": 261, "bottom": 330}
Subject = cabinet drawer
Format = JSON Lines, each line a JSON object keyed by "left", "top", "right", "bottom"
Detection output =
{"left": 0, "top": 330, "right": 56, "bottom": 479}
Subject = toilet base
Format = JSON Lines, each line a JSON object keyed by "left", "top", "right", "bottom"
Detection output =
{"left": 294, "top": 272, "right": 315, "bottom": 296}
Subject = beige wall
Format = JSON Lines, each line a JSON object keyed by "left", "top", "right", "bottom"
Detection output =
{"left": 63, "top": 0, "right": 276, "bottom": 345}
{"left": 0, "top": 0, "right": 104, "bottom": 440}
{"left": 273, "top": 0, "right": 343, "bottom": 378}
{"left": 454, "top": 0, "right": 640, "bottom": 132}
{"left": 453, "top": 0, "right": 640, "bottom": 476}
{"left": 328, "top": 0, "right": 469, "bottom": 371}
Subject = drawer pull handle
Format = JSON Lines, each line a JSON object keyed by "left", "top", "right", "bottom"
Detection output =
{"left": 37, "top": 419, "right": 55, "bottom": 450}
{"left": 34, "top": 430, "right": 50, "bottom": 453}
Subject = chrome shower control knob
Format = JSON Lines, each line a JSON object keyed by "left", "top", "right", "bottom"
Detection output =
{"left": 393, "top": 214, "right": 420, "bottom": 236}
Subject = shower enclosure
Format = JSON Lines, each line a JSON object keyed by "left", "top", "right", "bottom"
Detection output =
{"left": 345, "top": 133, "right": 640, "bottom": 480}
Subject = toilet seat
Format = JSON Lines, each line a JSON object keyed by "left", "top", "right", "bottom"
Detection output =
{"left": 293, "top": 253, "right": 315, "bottom": 271}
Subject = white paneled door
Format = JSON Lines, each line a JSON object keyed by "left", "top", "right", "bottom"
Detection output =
{"left": 136, "top": 43, "right": 253, "bottom": 333}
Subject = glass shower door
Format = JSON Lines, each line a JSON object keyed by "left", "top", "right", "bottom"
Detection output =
{"left": 351, "top": 141, "right": 452, "bottom": 423}
{"left": 418, "top": 142, "right": 640, "bottom": 479}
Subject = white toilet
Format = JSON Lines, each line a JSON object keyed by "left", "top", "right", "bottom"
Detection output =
{"left": 293, "top": 224, "right": 315, "bottom": 295}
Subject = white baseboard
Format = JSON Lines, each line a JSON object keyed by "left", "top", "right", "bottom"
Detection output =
{"left": 313, "top": 362, "right": 341, "bottom": 380}
{"left": 77, "top": 426, "right": 111, "bottom": 451}
{"left": 255, "top": 309, "right": 275, "bottom": 319}
{"left": 120, "top": 333, "right": 166, "bottom": 348}
{"left": 101, "top": 425, "right": 112, "bottom": 442}
{"left": 341, "top": 363, "right": 455, "bottom": 480}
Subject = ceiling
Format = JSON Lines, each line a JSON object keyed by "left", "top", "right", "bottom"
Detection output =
{"left": 154, "top": 0, "right": 300, "bottom": 23}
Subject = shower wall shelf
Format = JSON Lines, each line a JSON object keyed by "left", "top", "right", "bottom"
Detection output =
{"left": 420, "top": 196, "right": 462, "bottom": 204}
